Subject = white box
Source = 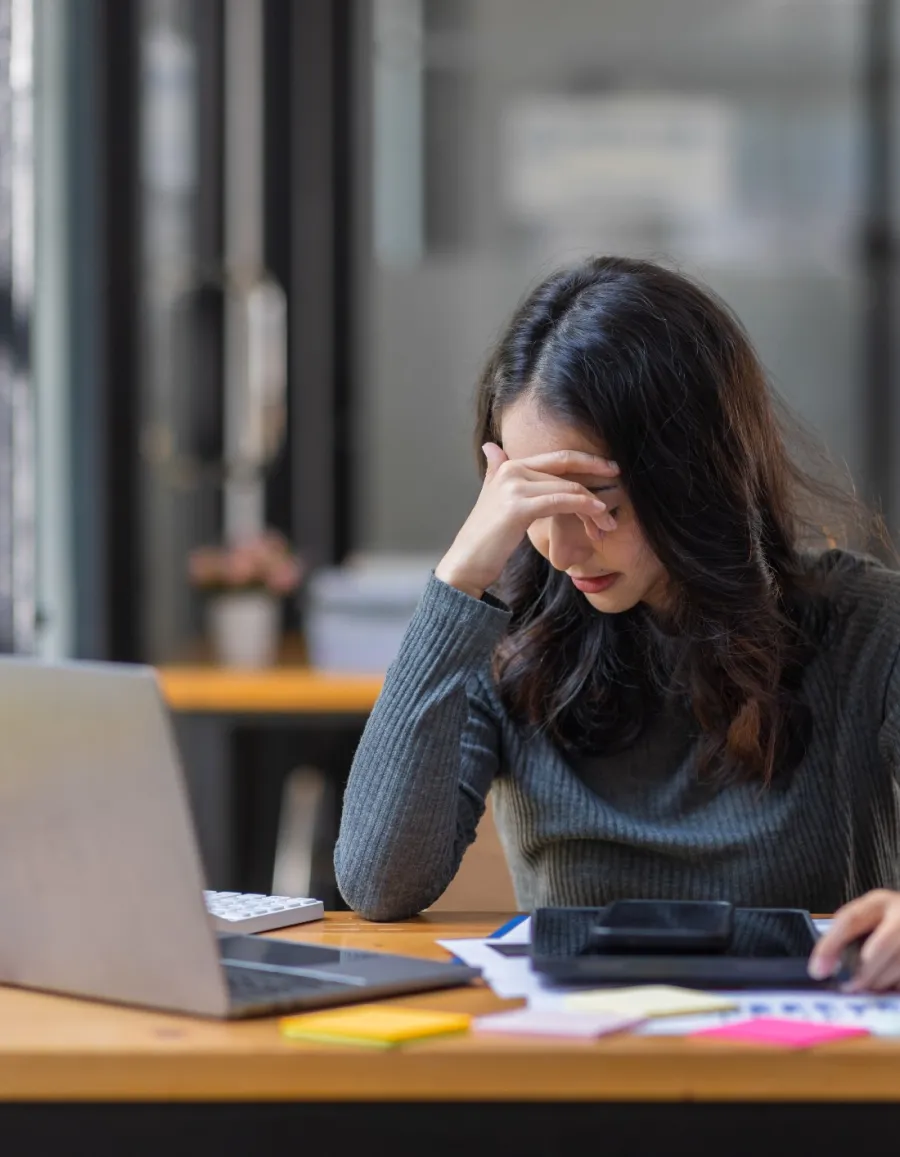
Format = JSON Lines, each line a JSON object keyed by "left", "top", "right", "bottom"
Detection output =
{"left": 303, "top": 555, "right": 435, "bottom": 674}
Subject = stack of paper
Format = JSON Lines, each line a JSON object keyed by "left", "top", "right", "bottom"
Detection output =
{"left": 561, "top": 985, "right": 738, "bottom": 1019}
{"left": 474, "top": 1008, "right": 640, "bottom": 1039}
{"left": 691, "top": 1017, "right": 869, "bottom": 1048}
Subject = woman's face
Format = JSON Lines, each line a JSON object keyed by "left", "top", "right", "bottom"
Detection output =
{"left": 499, "top": 395, "right": 669, "bottom": 613}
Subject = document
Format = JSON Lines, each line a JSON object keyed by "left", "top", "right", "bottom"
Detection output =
{"left": 634, "top": 991, "right": 900, "bottom": 1037}
{"left": 436, "top": 932, "right": 541, "bottom": 999}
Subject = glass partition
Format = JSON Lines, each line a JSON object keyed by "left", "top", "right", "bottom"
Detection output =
{"left": 355, "top": 0, "right": 869, "bottom": 553}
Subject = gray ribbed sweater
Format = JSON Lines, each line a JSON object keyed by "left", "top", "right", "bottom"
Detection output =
{"left": 334, "top": 552, "right": 900, "bottom": 921}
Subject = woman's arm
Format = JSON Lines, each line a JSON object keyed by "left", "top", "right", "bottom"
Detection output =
{"left": 333, "top": 575, "right": 511, "bottom": 921}
{"left": 335, "top": 444, "right": 617, "bottom": 920}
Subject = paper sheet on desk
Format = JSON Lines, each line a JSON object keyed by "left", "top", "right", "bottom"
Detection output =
{"left": 494, "top": 916, "right": 532, "bottom": 945}
{"left": 631, "top": 992, "right": 900, "bottom": 1037}
{"left": 437, "top": 917, "right": 538, "bottom": 999}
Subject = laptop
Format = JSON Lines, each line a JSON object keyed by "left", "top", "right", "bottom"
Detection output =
{"left": 0, "top": 657, "right": 479, "bottom": 1018}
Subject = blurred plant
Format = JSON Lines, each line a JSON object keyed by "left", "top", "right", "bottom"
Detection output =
{"left": 188, "top": 530, "right": 304, "bottom": 597}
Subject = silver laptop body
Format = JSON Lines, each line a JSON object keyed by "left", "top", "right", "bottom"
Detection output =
{"left": 0, "top": 658, "right": 477, "bottom": 1018}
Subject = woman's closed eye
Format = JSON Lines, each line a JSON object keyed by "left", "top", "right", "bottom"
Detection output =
{"left": 587, "top": 487, "right": 619, "bottom": 518}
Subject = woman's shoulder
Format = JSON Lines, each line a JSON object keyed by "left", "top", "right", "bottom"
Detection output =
{"left": 802, "top": 547, "right": 900, "bottom": 611}
{"left": 798, "top": 547, "right": 900, "bottom": 672}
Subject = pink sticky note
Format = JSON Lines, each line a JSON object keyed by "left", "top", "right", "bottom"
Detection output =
{"left": 692, "top": 1017, "right": 870, "bottom": 1049}
{"left": 474, "top": 1009, "right": 641, "bottom": 1039}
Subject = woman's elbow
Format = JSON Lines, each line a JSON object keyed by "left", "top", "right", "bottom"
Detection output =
{"left": 344, "top": 895, "right": 423, "bottom": 923}
{"left": 336, "top": 878, "right": 427, "bottom": 922}
{"left": 334, "top": 846, "right": 438, "bottom": 922}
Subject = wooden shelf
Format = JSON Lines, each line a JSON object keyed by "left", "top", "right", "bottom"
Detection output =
{"left": 156, "top": 666, "right": 383, "bottom": 714}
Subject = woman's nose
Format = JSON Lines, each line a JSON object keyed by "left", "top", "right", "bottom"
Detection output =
{"left": 547, "top": 514, "right": 596, "bottom": 572}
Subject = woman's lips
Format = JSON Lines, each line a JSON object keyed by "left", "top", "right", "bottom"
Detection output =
{"left": 570, "top": 573, "right": 619, "bottom": 594}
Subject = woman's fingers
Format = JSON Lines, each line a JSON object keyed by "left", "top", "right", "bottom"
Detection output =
{"left": 860, "top": 954, "right": 900, "bottom": 992}
{"left": 481, "top": 442, "right": 509, "bottom": 479}
{"left": 513, "top": 449, "right": 620, "bottom": 479}
{"left": 844, "top": 908, "right": 900, "bottom": 991}
{"left": 846, "top": 949, "right": 900, "bottom": 992}
{"left": 808, "top": 891, "right": 891, "bottom": 979}
{"left": 847, "top": 949, "right": 900, "bottom": 993}
{"left": 506, "top": 478, "right": 617, "bottom": 530}
{"left": 520, "top": 489, "right": 615, "bottom": 527}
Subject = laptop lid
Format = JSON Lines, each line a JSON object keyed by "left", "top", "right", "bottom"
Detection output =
{"left": 0, "top": 657, "right": 231, "bottom": 1017}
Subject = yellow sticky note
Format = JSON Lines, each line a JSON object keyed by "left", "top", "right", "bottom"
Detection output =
{"left": 280, "top": 1005, "right": 471, "bottom": 1048}
{"left": 562, "top": 985, "right": 738, "bottom": 1020}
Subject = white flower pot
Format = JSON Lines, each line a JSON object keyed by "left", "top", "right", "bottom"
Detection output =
{"left": 207, "top": 591, "right": 280, "bottom": 668}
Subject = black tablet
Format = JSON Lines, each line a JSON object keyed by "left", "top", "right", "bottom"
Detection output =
{"left": 530, "top": 905, "right": 829, "bottom": 989}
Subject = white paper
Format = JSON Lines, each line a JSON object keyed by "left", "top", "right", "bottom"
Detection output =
{"left": 493, "top": 917, "right": 532, "bottom": 945}
{"left": 436, "top": 917, "right": 535, "bottom": 998}
{"left": 436, "top": 935, "right": 548, "bottom": 999}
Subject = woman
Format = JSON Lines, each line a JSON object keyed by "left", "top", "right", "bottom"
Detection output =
{"left": 335, "top": 256, "right": 900, "bottom": 990}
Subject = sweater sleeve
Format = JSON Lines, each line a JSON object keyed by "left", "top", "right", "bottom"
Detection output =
{"left": 334, "top": 574, "right": 512, "bottom": 921}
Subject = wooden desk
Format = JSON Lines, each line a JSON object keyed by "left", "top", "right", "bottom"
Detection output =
{"left": 2, "top": 913, "right": 900, "bottom": 1157}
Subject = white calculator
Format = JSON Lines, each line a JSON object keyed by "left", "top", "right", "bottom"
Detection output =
{"left": 204, "top": 890, "right": 325, "bottom": 935}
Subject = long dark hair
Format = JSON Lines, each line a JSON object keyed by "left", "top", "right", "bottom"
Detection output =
{"left": 477, "top": 256, "right": 870, "bottom": 783}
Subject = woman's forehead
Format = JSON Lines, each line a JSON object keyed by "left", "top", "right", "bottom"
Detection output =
{"left": 499, "top": 395, "right": 608, "bottom": 459}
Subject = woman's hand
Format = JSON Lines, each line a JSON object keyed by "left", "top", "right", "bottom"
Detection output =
{"left": 434, "top": 443, "right": 620, "bottom": 599}
{"left": 808, "top": 889, "right": 900, "bottom": 991}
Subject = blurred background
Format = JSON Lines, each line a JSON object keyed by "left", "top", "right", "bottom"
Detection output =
{"left": 1, "top": 0, "right": 898, "bottom": 908}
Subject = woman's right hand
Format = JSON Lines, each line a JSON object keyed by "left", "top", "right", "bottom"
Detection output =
{"left": 434, "top": 443, "right": 620, "bottom": 599}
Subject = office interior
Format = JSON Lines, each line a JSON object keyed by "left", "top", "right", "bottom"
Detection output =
{"left": 3, "top": 0, "right": 900, "bottom": 910}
